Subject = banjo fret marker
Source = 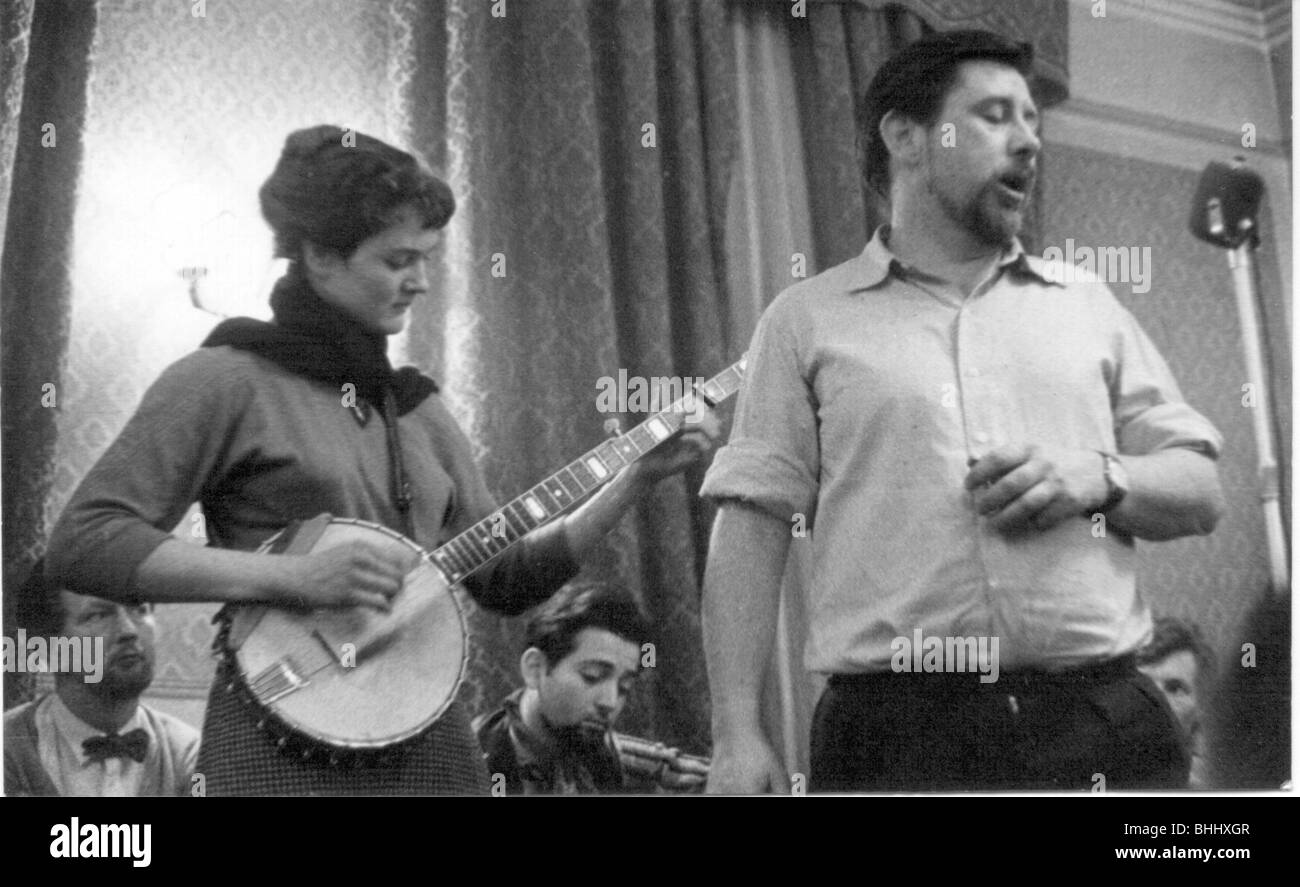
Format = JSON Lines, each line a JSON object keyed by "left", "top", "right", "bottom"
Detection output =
{"left": 522, "top": 495, "right": 547, "bottom": 521}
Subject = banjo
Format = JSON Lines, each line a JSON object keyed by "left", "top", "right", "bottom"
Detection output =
{"left": 219, "top": 358, "right": 747, "bottom": 756}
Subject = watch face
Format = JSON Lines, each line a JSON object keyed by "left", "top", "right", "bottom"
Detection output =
{"left": 1108, "top": 455, "right": 1131, "bottom": 494}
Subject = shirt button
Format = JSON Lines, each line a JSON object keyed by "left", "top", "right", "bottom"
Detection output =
{"left": 973, "top": 431, "right": 989, "bottom": 444}
{"left": 966, "top": 367, "right": 980, "bottom": 377}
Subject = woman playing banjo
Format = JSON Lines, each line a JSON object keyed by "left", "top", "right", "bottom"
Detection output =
{"left": 45, "top": 125, "right": 714, "bottom": 794}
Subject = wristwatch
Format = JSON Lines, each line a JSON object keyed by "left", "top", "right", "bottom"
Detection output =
{"left": 1096, "top": 452, "right": 1130, "bottom": 513}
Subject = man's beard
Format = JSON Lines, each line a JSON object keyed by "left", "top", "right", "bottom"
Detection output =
{"left": 926, "top": 156, "right": 1033, "bottom": 248}
{"left": 936, "top": 180, "right": 1025, "bottom": 247}
{"left": 97, "top": 651, "right": 154, "bottom": 701}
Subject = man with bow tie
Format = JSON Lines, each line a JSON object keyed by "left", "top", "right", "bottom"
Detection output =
{"left": 4, "top": 562, "right": 199, "bottom": 796}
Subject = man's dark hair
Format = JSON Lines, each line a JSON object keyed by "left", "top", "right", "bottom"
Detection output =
{"left": 525, "top": 581, "right": 652, "bottom": 669}
{"left": 14, "top": 558, "right": 154, "bottom": 640}
{"left": 1137, "top": 616, "right": 1215, "bottom": 673}
{"left": 260, "top": 124, "right": 455, "bottom": 262}
{"left": 858, "top": 29, "right": 1034, "bottom": 198}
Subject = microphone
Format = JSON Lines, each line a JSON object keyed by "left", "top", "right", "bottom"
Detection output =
{"left": 1188, "top": 157, "right": 1264, "bottom": 249}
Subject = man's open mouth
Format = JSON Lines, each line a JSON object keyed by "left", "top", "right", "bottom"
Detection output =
{"left": 995, "top": 170, "right": 1033, "bottom": 202}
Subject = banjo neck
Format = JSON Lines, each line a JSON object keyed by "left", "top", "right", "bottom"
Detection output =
{"left": 428, "top": 357, "right": 747, "bottom": 585}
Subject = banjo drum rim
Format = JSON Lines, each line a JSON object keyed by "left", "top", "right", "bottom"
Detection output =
{"left": 223, "top": 516, "right": 470, "bottom": 754}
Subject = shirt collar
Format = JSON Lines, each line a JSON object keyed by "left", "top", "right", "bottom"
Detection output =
{"left": 503, "top": 689, "right": 561, "bottom": 775}
{"left": 46, "top": 693, "right": 145, "bottom": 767}
{"left": 851, "top": 225, "right": 1064, "bottom": 292}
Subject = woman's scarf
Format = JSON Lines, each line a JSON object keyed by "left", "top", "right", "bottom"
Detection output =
{"left": 201, "top": 269, "right": 437, "bottom": 417}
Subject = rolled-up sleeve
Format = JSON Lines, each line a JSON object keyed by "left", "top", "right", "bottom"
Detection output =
{"left": 1109, "top": 301, "right": 1224, "bottom": 459}
{"left": 701, "top": 291, "right": 820, "bottom": 524}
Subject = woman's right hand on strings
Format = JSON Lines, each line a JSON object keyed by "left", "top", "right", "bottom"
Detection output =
{"left": 283, "top": 540, "right": 419, "bottom": 611}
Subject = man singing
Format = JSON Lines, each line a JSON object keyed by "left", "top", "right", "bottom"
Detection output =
{"left": 700, "top": 30, "right": 1224, "bottom": 793}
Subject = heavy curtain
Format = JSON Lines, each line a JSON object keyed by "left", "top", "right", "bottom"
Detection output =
{"left": 391, "top": 0, "right": 738, "bottom": 751}
{"left": 1, "top": 0, "right": 99, "bottom": 709}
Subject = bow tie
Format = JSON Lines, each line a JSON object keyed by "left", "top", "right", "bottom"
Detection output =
{"left": 82, "top": 729, "right": 149, "bottom": 763}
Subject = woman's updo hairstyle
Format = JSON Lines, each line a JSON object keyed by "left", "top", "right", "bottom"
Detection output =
{"left": 259, "top": 124, "right": 455, "bottom": 261}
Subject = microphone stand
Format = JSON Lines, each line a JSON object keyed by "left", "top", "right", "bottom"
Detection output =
{"left": 1211, "top": 207, "right": 1289, "bottom": 597}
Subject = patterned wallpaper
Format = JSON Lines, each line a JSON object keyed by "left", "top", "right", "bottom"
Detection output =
{"left": 0, "top": 0, "right": 33, "bottom": 248}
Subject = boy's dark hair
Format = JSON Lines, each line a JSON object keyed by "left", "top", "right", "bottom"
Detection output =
{"left": 858, "top": 29, "right": 1034, "bottom": 198}
{"left": 259, "top": 124, "right": 455, "bottom": 262}
{"left": 1137, "top": 616, "right": 1215, "bottom": 673}
{"left": 525, "top": 581, "right": 652, "bottom": 669}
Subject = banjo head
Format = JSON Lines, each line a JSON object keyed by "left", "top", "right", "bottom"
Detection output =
{"left": 229, "top": 518, "right": 469, "bottom": 752}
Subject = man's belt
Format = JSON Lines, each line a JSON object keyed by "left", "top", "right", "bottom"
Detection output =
{"left": 827, "top": 654, "right": 1138, "bottom": 694}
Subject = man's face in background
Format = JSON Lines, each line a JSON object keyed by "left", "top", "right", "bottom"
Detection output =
{"left": 1140, "top": 649, "right": 1202, "bottom": 742}
{"left": 60, "top": 592, "right": 156, "bottom": 699}
{"left": 531, "top": 627, "right": 641, "bottom": 740}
